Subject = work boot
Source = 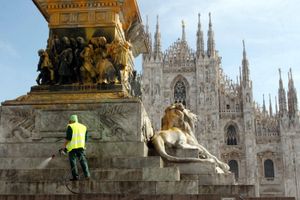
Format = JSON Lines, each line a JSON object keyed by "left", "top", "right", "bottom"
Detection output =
{"left": 69, "top": 176, "right": 79, "bottom": 181}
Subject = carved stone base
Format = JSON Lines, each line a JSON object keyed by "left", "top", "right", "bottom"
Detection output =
{"left": 2, "top": 84, "right": 130, "bottom": 106}
{"left": 0, "top": 98, "right": 153, "bottom": 143}
{"left": 0, "top": 95, "right": 254, "bottom": 197}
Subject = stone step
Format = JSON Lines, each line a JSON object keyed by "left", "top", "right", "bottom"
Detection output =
{"left": 181, "top": 173, "right": 236, "bottom": 185}
{"left": 0, "top": 142, "right": 148, "bottom": 158}
{"left": 0, "top": 156, "right": 163, "bottom": 169}
{"left": 0, "top": 180, "right": 198, "bottom": 195}
{"left": 0, "top": 194, "right": 255, "bottom": 200}
{"left": 0, "top": 167, "right": 180, "bottom": 182}
{"left": 198, "top": 185, "right": 255, "bottom": 196}
{"left": 165, "top": 161, "right": 218, "bottom": 175}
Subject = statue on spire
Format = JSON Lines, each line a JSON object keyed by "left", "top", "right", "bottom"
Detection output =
{"left": 196, "top": 13, "right": 204, "bottom": 58}
{"left": 181, "top": 20, "right": 186, "bottom": 42}
{"left": 207, "top": 12, "right": 215, "bottom": 57}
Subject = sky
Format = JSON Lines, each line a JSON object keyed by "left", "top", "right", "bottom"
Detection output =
{"left": 0, "top": 0, "right": 299, "bottom": 110}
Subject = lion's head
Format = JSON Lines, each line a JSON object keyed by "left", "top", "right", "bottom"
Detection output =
{"left": 161, "top": 103, "right": 198, "bottom": 139}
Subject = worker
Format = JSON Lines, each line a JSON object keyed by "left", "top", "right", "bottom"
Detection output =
{"left": 63, "top": 114, "right": 90, "bottom": 181}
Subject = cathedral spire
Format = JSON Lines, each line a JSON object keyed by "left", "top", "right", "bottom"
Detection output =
{"left": 269, "top": 94, "right": 273, "bottom": 117}
{"left": 207, "top": 12, "right": 215, "bottom": 57}
{"left": 143, "top": 15, "right": 152, "bottom": 60}
{"left": 145, "top": 15, "right": 149, "bottom": 34}
{"left": 263, "top": 94, "right": 267, "bottom": 116}
{"left": 196, "top": 13, "right": 204, "bottom": 58}
{"left": 181, "top": 20, "right": 186, "bottom": 42}
{"left": 275, "top": 96, "right": 278, "bottom": 115}
{"left": 243, "top": 40, "right": 247, "bottom": 59}
{"left": 287, "top": 68, "right": 298, "bottom": 119}
{"left": 278, "top": 68, "right": 287, "bottom": 117}
{"left": 239, "top": 67, "right": 242, "bottom": 85}
{"left": 242, "top": 40, "right": 250, "bottom": 87}
{"left": 153, "top": 15, "right": 162, "bottom": 60}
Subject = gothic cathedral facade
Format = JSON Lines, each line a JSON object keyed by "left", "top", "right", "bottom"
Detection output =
{"left": 142, "top": 14, "right": 300, "bottom": 198}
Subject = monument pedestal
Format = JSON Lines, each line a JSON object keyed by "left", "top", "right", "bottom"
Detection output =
{"left": 0, "top": 89, "right": 193, "bottom": 195}
{"left": 0, "top": 89, "right": 256, "bottom": 197}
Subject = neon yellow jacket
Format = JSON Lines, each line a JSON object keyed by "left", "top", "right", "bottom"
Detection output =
{"left": 66, "top": 122, "right": 87, "bottom": 152}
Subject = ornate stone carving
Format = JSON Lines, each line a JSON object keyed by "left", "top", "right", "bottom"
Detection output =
{"left": 151, "top": 103, "right": 230, "bottom": 174}
{"left": 98, "top": 104, "right": 137, "bottom": 141}
{"left": 32, "top": 0, "right": 148, "bottom": 96}
{"left": 1, "top": 108, "right": 35, "bottom": 141}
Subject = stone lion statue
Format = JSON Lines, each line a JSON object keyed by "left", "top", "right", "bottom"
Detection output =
{"left": 151, "top": 103, "right": 230, "bottom": 174}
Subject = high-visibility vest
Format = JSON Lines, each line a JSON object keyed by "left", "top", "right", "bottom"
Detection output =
{"left": 66, "top": 122, "right": 87, "bottom": 152}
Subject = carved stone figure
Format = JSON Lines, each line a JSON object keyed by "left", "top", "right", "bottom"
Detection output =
{"left": 36, "top": 35, "right": 135, "bottom": 88}
{"left": 151, "top": 103, "right": 230, "bottom": 174}
{"left": 73, "top": 37, "right": 86, "bottom": 84}
{"left": 58, "top": 37, "right": 73, "bottom": 84}
{"left": 69, "top": 37, "right": 78, "bottom": 83}
{"left": 36, "top": 49, "right": 54, "bottom": 85}
{"left": 80, "top": 42, "right": 96, "bottom": 83}
{"left": 95, "top": 37, "right": 116, "bottom": 84}
{"left": 130, "top": 70, "right": 142, "bottom": 97}
{"left": 107, "top": 38, "right": 133, "bottom": 83}
{"left": 48, "top": 35, "right": 62, "bottom": 83}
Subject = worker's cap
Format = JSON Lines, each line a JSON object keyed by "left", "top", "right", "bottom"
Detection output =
{"left": 69, "top": 115, "right": 78, "bottom": 122}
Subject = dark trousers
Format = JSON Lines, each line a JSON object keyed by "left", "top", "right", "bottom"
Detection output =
{"left": 68, "top": 148, "right": 90, "bottom": 179}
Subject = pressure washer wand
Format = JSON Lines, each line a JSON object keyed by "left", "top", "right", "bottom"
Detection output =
{"left": 50, "top": 148, "right": 67, "bottom": 159}
{"left": 58, "top": 148, "right": 68, "bottom": 156}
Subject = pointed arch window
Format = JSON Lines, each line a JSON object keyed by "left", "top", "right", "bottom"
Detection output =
{"left": 174, "top": 80, "right": 186, "bottom": 106}
{"left": 229, "top": 160, "right": 239, "bottom": 179}
{"left": 226, "top": 125, "right": 238, "bottom": 145}
{"left": 264, "top": 159, "right": 275, "bottom": 179}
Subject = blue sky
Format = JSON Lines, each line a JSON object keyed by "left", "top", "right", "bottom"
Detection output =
{"left": 0, "top": 0, "right": 299, "bottom": 111}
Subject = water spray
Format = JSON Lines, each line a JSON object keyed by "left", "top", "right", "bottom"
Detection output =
{"left": 37, "top": 156, "right": 54, "bottom": 169}
{"left": 37, "top": 148, "right": 67, "bottom": 169}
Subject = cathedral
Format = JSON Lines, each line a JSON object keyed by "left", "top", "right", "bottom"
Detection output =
{"left": 142, "top": 13, "right": 300, "bottom": 198}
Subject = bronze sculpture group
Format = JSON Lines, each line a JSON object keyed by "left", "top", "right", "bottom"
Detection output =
{"left": 36, "top": 35, "right": 133, "bottom": 88}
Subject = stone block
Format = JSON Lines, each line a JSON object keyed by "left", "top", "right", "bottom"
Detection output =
{"left": 142, "top": 167, "right": 180, "bottom": 181}
{"left": 0, "top": 181, "right": 68, "bottom": 195}
{"left": 0, "top": 142, "right": 148, "bottom": 158}
{"left": 155, "top": 195, "right": 173, "bottom": 200}
{"left": 92, "top": 169, "right": 143, "bottom": 181}
{"left": 172, "top": 195, "right": 198, "bottom": 200}
{"left": 0, "top": 168, "right": 173, "bottom": 182}
{"left": 111, "top": 156, "right": 163, "bottom": 169}
{"left": 0, "top": 156, "right": 163, "bottom": 170}
{"left": 166, "top": 147, "right": 199, "bottom": 158}
{"left": 165, "top": 161, "right": 217, "bottom": 175}
{"left": 88, "top": 142, "right": 148, "bottom": 158}
{"left": 0, "top": 157, "right": 70, "bottom": 169}
{"left": 0, "top": 100, "right": 153, "bottom": 144}
{"left": 198, "top": 185, "right": 255, "bottom": 196}
{"left": 155, "top": 180, "right": 199, "bottom": 194}
{"left": 180, "top": 174, "right": 199, "bottom": 180}
{"left": 181, "top": 173, "right": 236, "bottom": 185}
{"left": 1, "top": 181, "right": 159, "bottom": 195}
{"left": 67, "top": 181, "right": 157, "bottom": 195}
